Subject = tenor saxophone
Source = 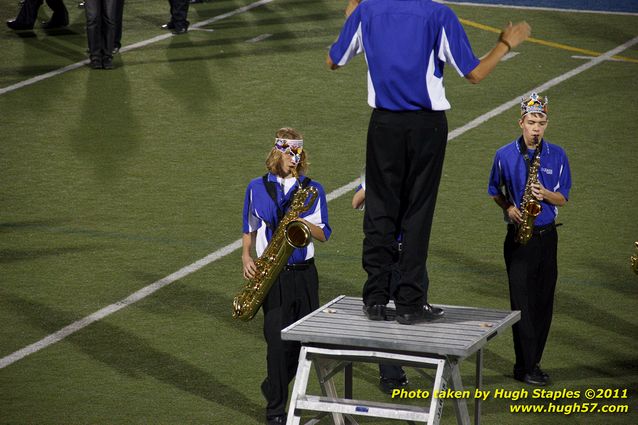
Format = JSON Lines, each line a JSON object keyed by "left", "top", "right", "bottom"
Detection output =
{"left": 232, "top": 173, "right": 318, "bottom": 321}
{"left": 516, "top": 138, "right": 542, "bottom": 245}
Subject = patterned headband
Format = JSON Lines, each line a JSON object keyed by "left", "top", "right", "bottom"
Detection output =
{"left": 274, "top": 138, "right": 304, "bottom": 165}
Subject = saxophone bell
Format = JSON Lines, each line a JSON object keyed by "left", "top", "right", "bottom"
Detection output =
{"left": 285, "top": 220, "right": 312, "bottom": 248}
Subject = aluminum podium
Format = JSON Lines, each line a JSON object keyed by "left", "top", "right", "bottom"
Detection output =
{"left": 281, "top": 295, "right": 520, "bottom": 425}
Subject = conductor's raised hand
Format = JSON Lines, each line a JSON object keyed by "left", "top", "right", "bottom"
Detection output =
{"left": 500, "top": 21, "right": 532, "bottom": 50}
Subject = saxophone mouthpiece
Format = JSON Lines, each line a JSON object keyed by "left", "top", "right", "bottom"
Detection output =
{"left": 533, "top": 135, "right": 539, "bottom": 146}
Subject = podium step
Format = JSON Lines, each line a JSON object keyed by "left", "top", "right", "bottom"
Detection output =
{"left": 296, "top": 395, "right": 431, "bottom": 422}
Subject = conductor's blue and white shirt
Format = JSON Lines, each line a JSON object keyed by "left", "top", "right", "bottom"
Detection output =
{"left": 243, "top": 173, "right": 331, "bottom": 264}
{"left": 329, "top": 0, "right": 480, "bottom": 111}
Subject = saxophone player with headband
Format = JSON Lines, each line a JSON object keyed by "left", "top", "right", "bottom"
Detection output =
{"left": 240, "top": 127, "right": 331, "bottom": 425}
{"left": 488, "top": 92, "right": 572, "bottom": 386}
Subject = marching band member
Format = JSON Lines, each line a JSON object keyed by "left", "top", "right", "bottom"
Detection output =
{"left": 488, "top": 93, "right": 572, "bottom": 386}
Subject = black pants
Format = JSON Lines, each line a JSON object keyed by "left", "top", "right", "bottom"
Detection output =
{"left": 504, "top": 224, "right": 558, "bottom": 375}
{"left": 114, "top": 0, "right": 124, "bottom": 48}
{"left": 379, "top": 262, "right": 429, "bottom": 379}
{"left": 14, "top": 0, "right": 68, "bottom": 26}
{"left": 168, "top": 0, "right": 189, "bottom": 30}
{"left": 85, "top": 0, "right": 118, "bottom": 59}
{"left": 261, "top": 264, "right": 319, "bottom": 419}
{"left": 362, "top": 108, "right": 448, "bottom": 315}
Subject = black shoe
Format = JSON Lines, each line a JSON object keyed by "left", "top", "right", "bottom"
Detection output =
{"left": 533, "top": 364, "right": 550, "bottom": 381}
{"left": 514, "top": 369, "right": 547, "bottom": 386}
{"left": 7, "top": 20, "right": 33, "bottom": 30}
{"left": 172, "top": 26, "right": 188, "bottom": 34}
{"left": 41, "top": 20, "right": 68, "bottom": 29}
{"left": 266, "top": 415, "right": 286, "bottom": 425}
{"left": 89, "top": 57, "right": 102, "bottom": 69}
{"left": 41, "top": 12, "right": 68, "bottom": 29}
{"left": 102, "top": 56, "right": 113, "bottom": 69}
{"left": 112, "top": 46, "right": 120, "bottom": 55}
{"left": 161, "top": 22, "right": 175, "bottom": 30}
{"left": 77, "top": 1, "right": 85, "bottom": 8}
{"left": 363, "top": 304, "right": 386, "bottom": 321}
{"left": 379, "top": 373, "right": 408, "bottom": 394}
{"left": 396, "top": 305, "right": 443, "bottom": 325}
{"left": 425, "top": 303, "right": 445, "bottom": 318}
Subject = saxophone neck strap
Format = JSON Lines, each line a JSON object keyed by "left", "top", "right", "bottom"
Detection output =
{"left": 262, "top": 174, "right": 312, "bottom": 222}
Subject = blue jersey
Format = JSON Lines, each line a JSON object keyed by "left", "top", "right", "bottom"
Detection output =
{"left": 243, "top": 173, "right": 331, "bottom": 264}
{"left": 329, "top": 0, "right": 480, "bottom": 111}
{"left": 488, "top": 137, "right": 572, "bottom": 226}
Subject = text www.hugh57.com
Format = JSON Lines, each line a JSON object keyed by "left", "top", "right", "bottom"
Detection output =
{"left": 510, "top": 402, "right": 629, "bottom": 415}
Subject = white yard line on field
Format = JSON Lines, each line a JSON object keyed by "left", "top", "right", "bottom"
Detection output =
{"left": 0, "top": 0, "right": 274, "bottom": 96}
{"left": 1, "top": 34, "right": 636, "bottom": 370}
{"left": 246, "top": 34, "right": 273, "bottom": 43}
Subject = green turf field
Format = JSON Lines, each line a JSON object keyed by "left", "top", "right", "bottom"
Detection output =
{"left": 1, "top": 0, "right": 637, "bottom": 423}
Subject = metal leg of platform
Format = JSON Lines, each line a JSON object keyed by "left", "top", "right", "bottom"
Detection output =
{"left": 314, "top": 358, "right": 347, "bottom": 425}
{"left": 445, "top": 359, "right": 471, "bottom": 425}
{"left": 475, "top": 349, "right": 483, "bottom": 425}
{"left": 287, "top": 346, "right": 455, "bottom": 425}
{"left": 288, "top": 346, "right": 315, "bottom": 425}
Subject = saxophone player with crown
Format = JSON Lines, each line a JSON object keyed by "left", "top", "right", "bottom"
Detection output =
{"left": 240, "top": 127, "right": 331, "bottom": 425}
{"left": 487, "top": 93, "right": 572, "bottom": 387}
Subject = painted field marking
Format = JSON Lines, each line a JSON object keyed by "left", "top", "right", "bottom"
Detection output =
{"left": 445, "top": 1, "right": 638, "bottom": 16}
{"left": 460, "top": 18, "right": 638, "bottom": 64}
{"left": 571, "top": 55, "right": 633, "bottom": 63}
{"left": 1, "top": 37, "right": 637, "bottom": 371}
{"left": 501, "top": 51, "right": 520, "bottom": 61}
{"left": 0, "top": 0, "right": 274, "bottom": 96}
{"left": 246, "top": 34, "right": 273, "bottom": 43}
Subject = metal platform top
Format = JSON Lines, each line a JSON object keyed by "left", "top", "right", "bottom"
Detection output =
{"left": 281, "top": 296, "right": 520, "bottom": 358}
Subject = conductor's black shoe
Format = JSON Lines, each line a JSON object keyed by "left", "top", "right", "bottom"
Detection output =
{"left": 7, "top": 20, "right": 33, "bottom": 30}
{"left": 425, "top": 303, "right": 445, "bottom": 318}
{"left": 363, "top": 304, "right": 386, "bottom": 321}
{"left": 533, "top": 364, "right": 550, "bottom": 381}
{"left": 379, "top": 374, "right": 408, "bottom": 394}
{"left": 172, "top": 26, "right": 188, "bottom": 34}
{"left": 514, "top": 369, "right": 547, "bottom": 386}
{"left": 266, "top": 415, "right": 286, "bottom": 425}
{"left": 161, "top": 22, "right": 175, "bottom": 30}
{"left": 395, "top": 305, "right": 442, "bottom": 325}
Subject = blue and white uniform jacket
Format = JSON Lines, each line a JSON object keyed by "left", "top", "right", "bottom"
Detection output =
{"left": 329, "top": 0, "right": 480, "bottom": 111}
{"left": 243, "top": 173, "right": 331, "bottom": 264}
{"left": 488, "top": 137, "right": 572, "bottom": 227}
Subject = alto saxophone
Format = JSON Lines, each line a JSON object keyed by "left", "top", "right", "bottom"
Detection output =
{"left": 232, "top": 172, "right": 318, "bottom": 321}
{"left": 516, "top": 138, "right": 542, "bottom": 245}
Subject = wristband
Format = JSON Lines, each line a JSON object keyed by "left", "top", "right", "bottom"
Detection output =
{"left": 499, "top": 33, "right": 512, "bottom": 52}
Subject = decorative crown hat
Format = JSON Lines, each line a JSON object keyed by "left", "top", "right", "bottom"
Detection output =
{"left": 520, "top": 92, "right": 548, "bottom": 116}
